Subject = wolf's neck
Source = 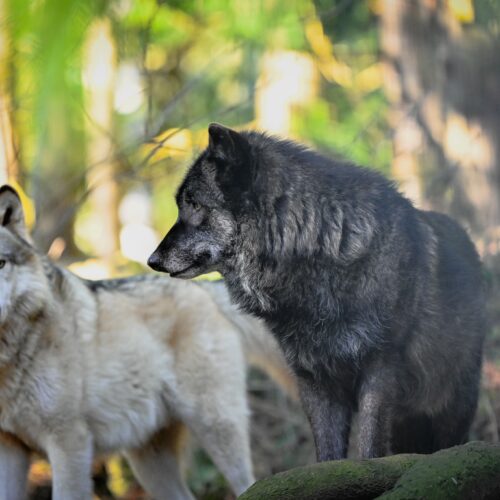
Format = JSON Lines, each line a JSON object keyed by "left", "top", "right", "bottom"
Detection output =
{"left": 0, "top": 304, "right": 48, "bottom": 395}
{"left": 225, "top": 247, "right": 279, "bottom": 316}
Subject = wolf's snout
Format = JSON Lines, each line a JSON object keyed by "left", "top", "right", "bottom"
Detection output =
{"left": 147, "top": 251, "right": 164, "bottom": 272}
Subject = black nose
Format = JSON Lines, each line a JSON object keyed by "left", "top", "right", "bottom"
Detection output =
{"left": 147, "top": 251, "right": 163, "bottom": 272}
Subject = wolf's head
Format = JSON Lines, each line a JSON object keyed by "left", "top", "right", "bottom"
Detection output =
{"left": 0, "top": 186, "right": 41, "bottom": 323}
{"left": 148, "top": 123, "right": 257, "bottom": 279}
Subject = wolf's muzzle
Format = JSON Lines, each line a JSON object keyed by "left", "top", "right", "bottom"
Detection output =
{"left": 147, "top": 251, "right": 164, "bottom": 272}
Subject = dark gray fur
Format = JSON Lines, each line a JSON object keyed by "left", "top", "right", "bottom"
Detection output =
{"left": 84, "top": 274, "right": 165, "bottom": 293}
{"left": 149, "top": 124, "right": 486, "bottom": 460}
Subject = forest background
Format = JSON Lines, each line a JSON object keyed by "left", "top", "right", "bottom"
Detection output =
{"left": 1, "top": 0, "right": 500, "bottom": 497}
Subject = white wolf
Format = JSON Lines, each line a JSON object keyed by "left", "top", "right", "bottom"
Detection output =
{"left": 0, "top": 185, "right": 295, "bottom": 500}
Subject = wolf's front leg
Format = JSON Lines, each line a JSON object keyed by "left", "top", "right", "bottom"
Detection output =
{"left": 46, "top": 423, "right": 93, "bottom": 500}
{"left": 298, "top": 377, "right": 352, "bottom": 461}
{"left": 0, "top": 433, "right": 30, "bottom": 500}
{"left": 357, "top": 366, "right": 395, "bottom": 459}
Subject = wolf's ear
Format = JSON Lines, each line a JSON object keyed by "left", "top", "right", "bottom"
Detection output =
{"left": 0, "top": 185, "right": 28, "bottom": 239}
{"left": 208, "top": 123, "right": 255, "bottom": 204}
{"left": 208, "top": 123, "right": 249, "bottom": 162}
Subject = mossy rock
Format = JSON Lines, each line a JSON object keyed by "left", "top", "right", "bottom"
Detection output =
{"left": 380, "top": 442, "right": 500, "bottom": 500}
{"left": 239, "top": 442, "right": 500, "bottom": 500}
{"left": 239, "top": 454, "right": 419, "bottom": 500}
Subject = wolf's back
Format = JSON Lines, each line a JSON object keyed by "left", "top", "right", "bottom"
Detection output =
{"left": 421, "top": 210, "right": 485, "bottom": 313}
{"left": 198, "top": 280, "right": 298, "bottom": 399}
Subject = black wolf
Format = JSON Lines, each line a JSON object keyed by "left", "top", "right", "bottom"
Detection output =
{"left": 149, "top": 123, "right": 486, "bottom": 461}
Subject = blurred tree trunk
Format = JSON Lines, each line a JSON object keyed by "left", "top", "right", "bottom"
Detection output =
{"left": 31, "top": 97, "right": 86, "bottom": 257}
{"left": 28, "top": 0, "right": 94, "bottom": 257}
{"left": 83, "top": 19, "right": 120, "bottom": 269}
{"left": 0, "top": 90, "right": 16, "bottom": 184}
{"left": 0, "top": 0, "right": 20, "bottom": 184}
{"left": 380, "top": 0, "right": 500, "bottom": 251}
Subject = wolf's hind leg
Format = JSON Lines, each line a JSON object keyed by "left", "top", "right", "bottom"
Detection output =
{"left": 430, "top": 400, "right": 477, "bottom": 452}
{"left": 173, "top": 316, "right": 254, "bottom": 495}
{"left": 177, "top": 353, "right": 254, "bottom": 495}
{"left": 422, "top": 374, "right": 480, "bottom": 453}
{"left": 185, "top": 406, "right": 254, "bottom": 496}
{"left": 391, "top": 414, "right": 435, "bottom": 454}
{"left": 0, "top": 433, "right": 30, "bottom": 500}
{"left": 124, "top": 422, "right": 194, "bottom": 500}
{"left": 392, "top": 384, "right": 478, "bottom": 454}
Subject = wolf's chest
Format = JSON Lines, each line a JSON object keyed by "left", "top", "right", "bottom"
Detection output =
{"left": 88, "top": 397, "right": 172, "bottom": 452}
{"left": 85, "top": 360, "right": 177, "bottom": 452}
{"left": 269, "top": 315, "right": 369, "bottom": 383}
{"left": 0, "top": 392, "right": 50, "bottom": 454}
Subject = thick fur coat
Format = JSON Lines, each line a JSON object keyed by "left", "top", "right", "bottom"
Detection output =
{"left": 0, "top": 185, "right": 294, "bottom": 500}
{"left": 149, "top": 124, "right": 486, "bottom": 461}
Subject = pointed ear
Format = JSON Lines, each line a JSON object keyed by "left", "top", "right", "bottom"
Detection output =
{"left": 0, "top": 185, "right": 29, "bottom": 239}
{"left": 208, "top": 123, "right": 248, "bottom": 161}
{"left": 207, "top": 124, "right": 255, "bottom": 205}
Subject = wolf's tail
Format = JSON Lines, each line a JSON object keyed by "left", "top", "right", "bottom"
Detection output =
{"left": 199, "top": 280, "right": 298, "bottom": 399}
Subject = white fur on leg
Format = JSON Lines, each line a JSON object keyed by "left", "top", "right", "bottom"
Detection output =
{"left": 46, "top": 425, "right": 93, "bottom": 500}
{"left": 188, "top": 417, "right": 255, "bottom": 496}
{"left": 0, "top": 437, "right": 30, "bottom": 500}
{"left": 174, "top": 321, "right": 255, "bottom": 496}
{"left": 125, "top": 446, "right": 195, "bottom": 500}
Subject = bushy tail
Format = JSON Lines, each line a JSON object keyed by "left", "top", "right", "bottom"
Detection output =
{"left": 199, "top": 280, "right": 298, "bottom": 400}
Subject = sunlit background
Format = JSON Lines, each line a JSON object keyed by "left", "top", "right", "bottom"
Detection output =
{"left": 2, "top": 0, "right": 500, "bottom": 498}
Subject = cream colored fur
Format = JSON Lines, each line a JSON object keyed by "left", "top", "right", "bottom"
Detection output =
{"left": 0, "top": 186, "right": 295, "bottom": 500}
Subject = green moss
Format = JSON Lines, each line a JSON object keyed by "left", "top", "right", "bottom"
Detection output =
{"left": 239, "top": 443, "right": 500, "bottom": 500}
{"left": 239, "top": 454, "right": 420, "bottom": 500}
{"left": 379, "top": 442, "right": 500, "bottom": 500}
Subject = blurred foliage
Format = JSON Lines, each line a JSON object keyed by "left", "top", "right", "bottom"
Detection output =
{"left": 1, "top": 0, "right": 392, "bottom": 264}
{"left": 11, "top": 0, "right": 500, "bottom": 499}
{"left": 474, "top": 0, "right": 500, "bottom": 34}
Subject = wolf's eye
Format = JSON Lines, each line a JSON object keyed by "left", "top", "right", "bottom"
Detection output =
{"left": 191, "top": 201, "right": 202, "bottom": 212}
{"left": 0, "top": 260, "right": 6, "bottom": 269}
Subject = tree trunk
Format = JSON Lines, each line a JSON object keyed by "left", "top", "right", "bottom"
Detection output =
{"left": 0, "top": 0, "right": 20, "bottom": 184}
{"left": 83, "top": 19, "right": 120, "bottom": 269}
{"left": 379, "top": 0, "right": 500, "bottom": 251}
